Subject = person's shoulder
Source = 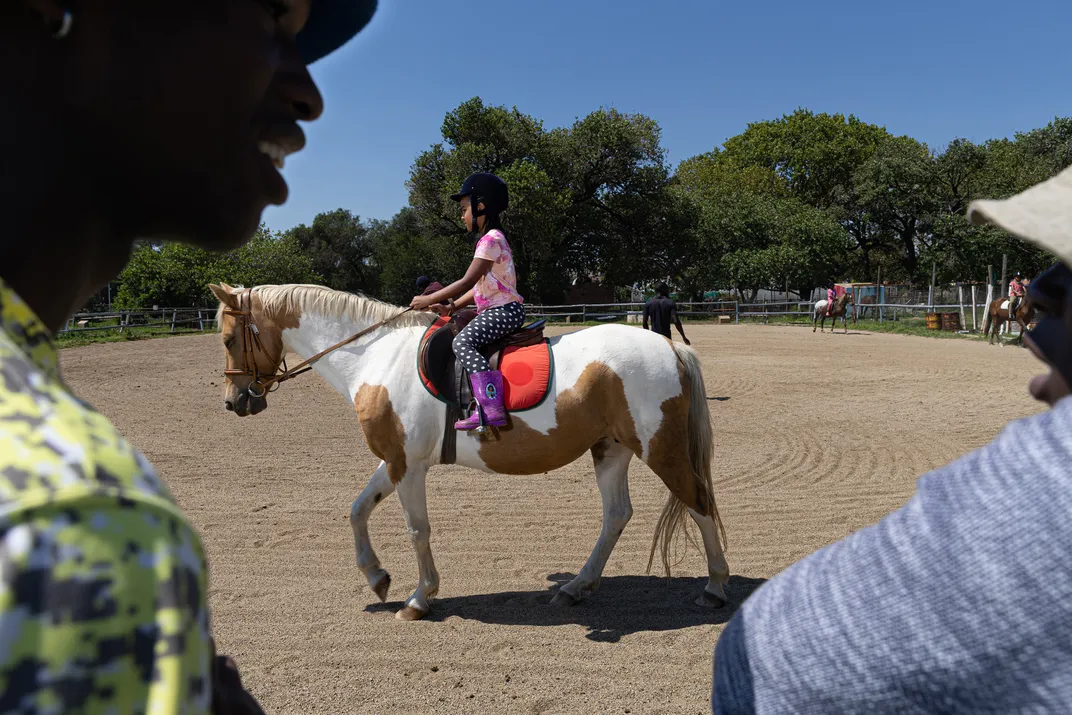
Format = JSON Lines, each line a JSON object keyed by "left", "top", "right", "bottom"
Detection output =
{"left": 918, "top": 398, "right": 1072, "bottom": 518}
{"left": 0, "top": 344, "right": 180, "bottom": 509}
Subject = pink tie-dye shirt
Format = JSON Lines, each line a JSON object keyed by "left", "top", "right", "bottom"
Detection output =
{"left": 472, "top": 229, "right": 524, "bottom": 312}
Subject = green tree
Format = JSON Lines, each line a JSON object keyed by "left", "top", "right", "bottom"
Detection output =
{"left": 115, "top": 225, "right": 320, "bottom": 308}
{"left": 720, "top": 108, "right": 889, "bottom": 210}
{"left": 854, "top": 136, "right": 940, "bottom": 278}
{"left": 367, "top": 208, "right": 463, "bottom": 305}
{"left": 406, "top": 97, "right": 681, "bottom": 302}
{"left": 1016, "top": 116, "right": 1072, "bottom": 177}
{"left": 284, "top": 209, "right": 377, "bottom": 294}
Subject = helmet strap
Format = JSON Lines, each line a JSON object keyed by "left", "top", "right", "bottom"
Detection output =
{"left": 467, "top": 195, "right": 486, "bottom": 242}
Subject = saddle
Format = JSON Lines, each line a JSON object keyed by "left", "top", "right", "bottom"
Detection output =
{"left": 417, "top": 309, "right": 551, "bottom": 462}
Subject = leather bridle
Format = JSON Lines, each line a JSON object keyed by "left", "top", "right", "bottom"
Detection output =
{"left": 221, "top": 288, "right": 414, "bottom": 398}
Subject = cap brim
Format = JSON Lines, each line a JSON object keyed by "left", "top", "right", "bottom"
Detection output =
{"left": 296, "top": 0, "right": 377, "bottom": 65}
{"left": 449, "top": 192, "right": 469, "bottom": 202}
{"left": 967, "top": 164, "right": 1072, "bottom": 265}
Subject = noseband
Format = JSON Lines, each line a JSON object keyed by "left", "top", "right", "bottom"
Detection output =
{"left": 221, "top": 288, "right": 415, "bottom": 398}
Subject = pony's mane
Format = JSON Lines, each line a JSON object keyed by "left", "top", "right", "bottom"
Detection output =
{"left": 216, "top": 284, "right": 436, "bottom": 330}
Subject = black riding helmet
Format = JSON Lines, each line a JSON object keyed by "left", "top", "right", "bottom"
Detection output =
{"left": 1024, "top": 264, "right": 1072, "bottom": 387}
{"left": 451, "top": 172, "right": 509, "bottom": 241}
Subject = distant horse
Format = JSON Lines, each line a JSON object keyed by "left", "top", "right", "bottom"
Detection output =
{"left": 857, "top": 294, "right": 876, "bottom": 319}
{"left": 209, "top": 283, "right": 728, "bottom": 621}
{"left": 982, "top": 295, "right": 1035, "bottom": 346}
{"left": 813, "top": 291, "right": 855, "bottom": 334}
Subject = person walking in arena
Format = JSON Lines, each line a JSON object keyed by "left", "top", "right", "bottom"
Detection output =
{"left": 409, "top": 172, "right": 525, "bottom": 431}
{"left": 643, "top": 283, "right": 691, "bottom": 345}
{"left": 711, "top": 166, "right": 1072, "bottom": 713}
{"left": 0, "top": 1, "right": 377, "bottom": 712}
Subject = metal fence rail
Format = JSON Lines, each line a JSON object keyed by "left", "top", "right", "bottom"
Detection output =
{"left": 59, "top": 299, "right": 993, "bottom": 335}
{"left": 59, "top": 307, "right": 219, "bottom": 335}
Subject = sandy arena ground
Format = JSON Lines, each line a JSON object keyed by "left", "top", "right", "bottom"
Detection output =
{"left": 59, "top": 324, "right": 1044, "bottom": 714}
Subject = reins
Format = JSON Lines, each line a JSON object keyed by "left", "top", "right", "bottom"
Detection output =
{"left": 223, "top": 288, "right": 414, "bottom": 398}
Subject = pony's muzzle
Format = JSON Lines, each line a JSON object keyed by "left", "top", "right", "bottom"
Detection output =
{"left": 227, "top": 389, "right": 267, "bottom": 417}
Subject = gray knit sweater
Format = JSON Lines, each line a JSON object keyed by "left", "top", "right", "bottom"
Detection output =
{"left": 712, "top": 398, "right": 1072, "bottom": 713}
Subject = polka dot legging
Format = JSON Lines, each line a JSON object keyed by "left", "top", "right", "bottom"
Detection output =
{"left": 453, "top": 302, "right": 526, "bottom": 374}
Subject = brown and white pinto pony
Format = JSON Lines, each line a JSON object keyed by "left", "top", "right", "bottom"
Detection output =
{"left": 982, "top": 295, "right": 1035, "bottom": 346}
{"left": 813, "top": 291, "right": 854, "bottom": 334}
{"left": 209, "top": 283, "right": 728, "bottom": 621}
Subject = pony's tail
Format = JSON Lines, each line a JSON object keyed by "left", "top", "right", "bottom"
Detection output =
{"left": 982, "top": 308, "right": 993, "bottom": 337}
{"left": 647, "top": 343, "right": 726, "bottom": 576}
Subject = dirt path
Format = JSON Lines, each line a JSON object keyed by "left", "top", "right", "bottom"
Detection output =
{"left": 59, "top": 324, "right": 1043, "bottom": 714}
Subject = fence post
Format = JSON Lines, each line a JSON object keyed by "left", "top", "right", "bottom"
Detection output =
{"left": 171, "top": 310, "right": 177, "bottom": 333}
{"left": 971, "top": 284, "right": 978, "bottom": 331}
{"left": 1000, "top": 253, "right": 1008, "bottom": 302}
{"left": 198, "top": 309, "right": 204, "bottom": 331}
{"left": 928, "top": 262, "right": 936, "bottom": 310}
{"left": 958, "top": 285, "right": 966, "bottom": 331}
{"left": 734, "top": 300, "right": 739, "bottom": 325}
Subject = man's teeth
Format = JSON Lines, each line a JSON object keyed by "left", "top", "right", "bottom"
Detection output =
{"left": 258, "top": 141, "right": 288, "bottom": 169}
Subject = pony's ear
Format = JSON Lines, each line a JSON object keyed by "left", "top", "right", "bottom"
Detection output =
{"left": 209, "top": 283, "right": 239, "bottom": 308}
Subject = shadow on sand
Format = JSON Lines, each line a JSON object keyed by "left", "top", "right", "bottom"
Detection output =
{"left": 366, "top": 573, "right": 766, "bottom": 643}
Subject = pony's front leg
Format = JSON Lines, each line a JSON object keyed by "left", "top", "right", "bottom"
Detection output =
{"left": 553, "top": 442, "right": 633, "bottom": 606}
{"left": 351, "top": 461, "right": 396, "bottom": 603}
{"left": 394, "top": 463, "right": 440, "bottom": 621}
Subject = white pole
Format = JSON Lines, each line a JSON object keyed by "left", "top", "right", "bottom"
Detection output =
{"left": 971, "top": 285, "right": 977, "bottom": 331}
{"left": 959, "top": 285, "right": 966, "bottom": 331}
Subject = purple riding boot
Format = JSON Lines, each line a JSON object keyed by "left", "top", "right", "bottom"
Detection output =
{"left": 455, "top": 370, "right": 507, "bottom": 431}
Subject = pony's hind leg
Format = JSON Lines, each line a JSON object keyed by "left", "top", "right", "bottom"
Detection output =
{"left": 351, "top": 461, "right": 396, "bottom": 603}
{"left": 394, "top": 463, "right": 440, "bottom": 621}
{"left": 688, "top": 507, "right": 729, "bottom": 607}
{"left": 645, "top": 430, "right": 729, "bottom": 607}
{"left": 552, "top": 441, "right": 634, "bottom": 606}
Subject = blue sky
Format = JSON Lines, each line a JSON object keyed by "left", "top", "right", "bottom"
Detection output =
{"left": 265, "top": 0, "right": 1072, "bottom": 231}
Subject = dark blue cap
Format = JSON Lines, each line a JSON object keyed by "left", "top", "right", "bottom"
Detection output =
{"left": 296, "top": 0, "right": 378, "bottom": 65}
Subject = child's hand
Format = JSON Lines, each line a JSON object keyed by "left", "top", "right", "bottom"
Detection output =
{"left": 410, "top": 295, "right": 434, "bottom": 310}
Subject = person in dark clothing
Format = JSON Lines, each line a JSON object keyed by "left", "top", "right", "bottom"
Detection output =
{"left": 416, "top": 276, "right": 447, "bottom": 306}
{"left": 416, "top": 275, "right": 442, "bottom": 295}
{"left": 643, "top": 283, "right": 690, "bottom": 345}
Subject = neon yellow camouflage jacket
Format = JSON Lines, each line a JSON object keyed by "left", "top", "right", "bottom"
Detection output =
{"left": 0, "top": 278, "right": 212, "bottom": 714}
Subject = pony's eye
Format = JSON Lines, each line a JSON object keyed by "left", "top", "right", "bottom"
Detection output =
{"left": 225, "top": 337, "right": 235, "bottom": 349}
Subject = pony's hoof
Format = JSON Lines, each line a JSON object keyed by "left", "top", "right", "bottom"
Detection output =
{"left": 396, "top": 605, "right": 428, "bottom": 621}
{"left": 371, "top": 572, "right": 391, "bottom": 603}
{"left": 551, "top": 590, "right": 580, "bottom": 607}
{"left": 696, "top": 590, "right": 727, "bottom": 609}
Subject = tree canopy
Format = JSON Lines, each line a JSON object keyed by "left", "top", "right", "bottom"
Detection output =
{"left": 106, "top": 100, "right": 1070, "bottom": 310}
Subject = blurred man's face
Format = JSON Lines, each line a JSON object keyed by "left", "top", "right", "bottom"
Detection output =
{"left": 1026, "top": 336, "right": 1071, "bottom": 406}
